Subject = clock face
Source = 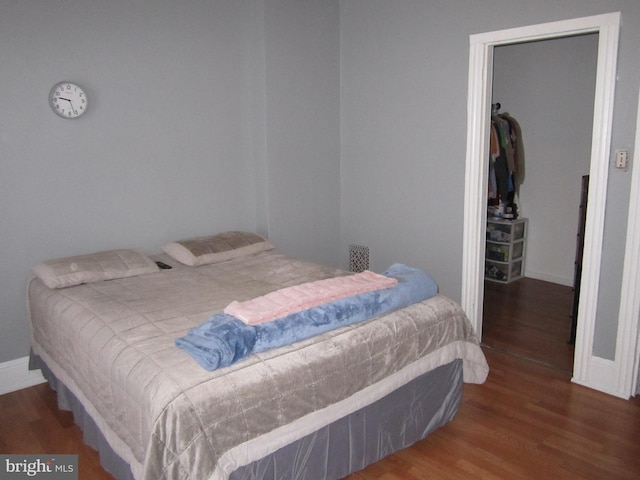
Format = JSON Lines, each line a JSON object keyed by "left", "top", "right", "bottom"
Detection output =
{"left": 49, "top": 82, "right": 88, "bottom": 119}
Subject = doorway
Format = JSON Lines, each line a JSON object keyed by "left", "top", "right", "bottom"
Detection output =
{"left": 461, "top": 13, "right": 623, "bottom": 394}
{"left": 480, "top": 33, "right": 598, "bottom": 373}
{"left": 483, "top": 277, "right": 575, "bottom": 372}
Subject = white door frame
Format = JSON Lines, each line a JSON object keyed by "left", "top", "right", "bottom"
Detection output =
{"left": 617, "top": 85, "right": 640, "bottom": 397}
{"left": 461, "top": 12, "right": 637, "bottom": 398}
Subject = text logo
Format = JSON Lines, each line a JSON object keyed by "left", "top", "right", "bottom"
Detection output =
{"left": 0, "top": 455, "right": 77, "bottom": 479}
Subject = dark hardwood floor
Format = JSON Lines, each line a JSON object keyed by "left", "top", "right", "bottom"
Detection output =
{"left": 482, "top": 276, "right": 575, "bottom": 373}
{"left": 347, "top": 348, "right": 640, "bottom": 480}
{"left": 2, "top": 348, "right": 638, "bottom": 480}
{"left": 2, "top": 280, "right": 638, "bottom": 479}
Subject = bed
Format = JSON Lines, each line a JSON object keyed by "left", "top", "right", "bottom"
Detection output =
{"left": 27, "top": 231, "right": 488, "bottom": 480}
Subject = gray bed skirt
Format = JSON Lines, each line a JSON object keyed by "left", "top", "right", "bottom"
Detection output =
{"left": 30, "top": 353, "right": 463, "bottom": 480}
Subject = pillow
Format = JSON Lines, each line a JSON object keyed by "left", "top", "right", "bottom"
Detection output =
{"left": 163, "top": 231, "right": 274, "bottom": 266}
{"left": 33, "top": 249, "right": 159, "bottom": 289}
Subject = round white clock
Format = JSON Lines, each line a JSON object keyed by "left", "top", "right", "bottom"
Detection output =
{"left": 49, "top": 81, "right": 88, "bottom": 119}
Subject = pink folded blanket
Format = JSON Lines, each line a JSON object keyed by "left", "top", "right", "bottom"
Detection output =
{"left": 224, "top": 271, "right": 398, "bottom": 325}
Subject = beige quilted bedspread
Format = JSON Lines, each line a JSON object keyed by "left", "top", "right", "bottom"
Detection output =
{"left": 27, "top": 251, "right": 488, "bottom": 480}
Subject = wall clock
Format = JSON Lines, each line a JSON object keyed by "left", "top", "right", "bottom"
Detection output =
{"left": 49, "top": 81, "right": 88, "bottom": 119}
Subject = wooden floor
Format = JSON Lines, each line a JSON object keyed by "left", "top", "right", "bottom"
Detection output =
{"left": 1, "top": 349, "right": 639, "bottom": 480}
{"left": 347, "top": 348, "right": 640, "bottom": 480}
{"left": 0, "top": 383, "right": 115, "bottom": 480}
{"left": 2, "top": 279, "right": 638, "bottom": 479}
{"left": 482, "top": 277, "right": 575, "bottom": 373}
{"left": 347, "top": 278, "right": 640, "bottom": 479}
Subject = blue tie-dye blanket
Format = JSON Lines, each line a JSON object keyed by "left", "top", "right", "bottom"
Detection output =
{"left": 175, "top": 263, "right": 438, "bottom": 370}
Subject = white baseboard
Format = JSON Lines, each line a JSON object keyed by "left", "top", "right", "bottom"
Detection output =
{"left": 524, "top": 270, "right": 573, "bottom": 287}
{"left": 0, "top": 356, "right": 46, "bottom": 396}
{"left": 572, "top": 355, "right": 629, "bottom": 399}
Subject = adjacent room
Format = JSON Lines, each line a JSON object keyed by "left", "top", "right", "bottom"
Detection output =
{"left": 482, "top": 33, "right": 599, "bottom": 374}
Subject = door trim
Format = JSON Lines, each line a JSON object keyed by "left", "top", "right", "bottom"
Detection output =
{"left": 616, "top": 85, "right": 640, "bottom": 398}
{"left": 462, "top": 13, "right": 627, "bottom": 396}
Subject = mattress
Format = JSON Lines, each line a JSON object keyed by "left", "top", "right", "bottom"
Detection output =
{"left": 27, "top": 250, "right": 488, "bottom": 480}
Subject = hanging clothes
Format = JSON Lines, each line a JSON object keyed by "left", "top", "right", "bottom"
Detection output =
{"left": 488, "top": 106, "right": 525, "bottom": 205}
{"left": 490, "top": 107, "right": 524, "bottom": 201}
{"left": 500, "top": 112, "right": 525, "bottom": 188}
{"left": 491, "top": 114, "right": 512, "bottom": 203}
{"left": 488, "top": 123, "right": 499, "bottom": 200}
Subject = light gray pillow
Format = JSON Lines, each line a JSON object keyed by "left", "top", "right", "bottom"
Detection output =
{"left": 33, "top": 249, "right": 159, "bottom": 289}
{"left": 163, "top": 231, "right": 274, "bottom": 266}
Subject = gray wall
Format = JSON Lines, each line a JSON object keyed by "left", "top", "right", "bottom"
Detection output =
{"left": 0, "top": 0, "right": 341, "bottom": 364}
{"left": 263, "top": 0, "right": 341, "bottom": 262}
{"left": 1, "top": 0, "right": 639, "bottom": 365}
{"left": 492, "top": 34, "right": 598, "bottom": 286}
{"left": 340, "top": 0, "right": 639, "bottom": 360}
